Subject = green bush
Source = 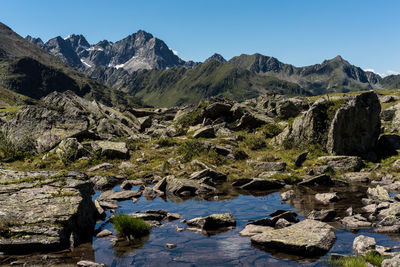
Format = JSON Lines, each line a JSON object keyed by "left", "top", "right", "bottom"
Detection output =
{"left": 111, "top": 214, "right": 151, "bottom": 238}
{"left": 156, "top": 138, "right": 176, "bottom": 147}
{"left": 364, "top": 251, "right": 384, "bottom": 266}
{"left": 244, "top": 136, "right": 266, "bottom": 150}
{"left": 177, "top": 139, "right": 203, "bottom": 162}
{"left": 0, "top": 133, "right": 26, "bottom": 162}
{"left": 262, "top": 124, "right": 283, "bottom": 139}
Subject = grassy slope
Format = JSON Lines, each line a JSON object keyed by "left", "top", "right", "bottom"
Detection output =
{"left": 127, "top": 60, "right": 309, "bottom": 107}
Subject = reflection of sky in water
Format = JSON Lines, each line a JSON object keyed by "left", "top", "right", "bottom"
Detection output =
{"left": 92, "top": 187, "right": 400, "bottom": 267}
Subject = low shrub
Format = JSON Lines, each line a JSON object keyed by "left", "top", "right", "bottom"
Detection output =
{"left": 111, "top": 214, "right": 151, "bottom": 239}
{"left": 0, "top": 133, "right": 27, "bottom": 162}
{"left": 244, "top": 136, "right": 266, "bottom": 150}
{"left": 177, "top": 139, "right": 203, "bottom": 162}
{"left": 156, "top": 138, "right": 176, "bottom": 147}
{"left": 262, "top": 124, "right": 283, "bottom": 139}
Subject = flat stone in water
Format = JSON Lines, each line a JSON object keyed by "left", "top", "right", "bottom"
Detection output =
{"left": 251, "top": 219, "right": 336, "bottom": 257}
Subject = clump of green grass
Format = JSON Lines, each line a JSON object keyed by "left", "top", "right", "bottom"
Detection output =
{"left": 261, "top": 124, "right": 283, "bottom": 139}
{"left": 0, "top": 132, "right": 27, "bottom": 162}
{"left": 111, "top": 214, "right": 151, "bottom": 239}
{"left": 176, "top": 102, "right": 208, "bottom": 128}
{"left": 328, "top": 251, "right": 384, "bottom": 267}
{"left": 155, "top": 137, "right": 176, "bottom": 147}
{"left": 244, "top": 136, "right": 266, "bottom": 150}
{"left": 176, "top": 139, "right": 204, "bottom": 162}
{"left": 364, "top": 251, "right": 384, "bottom": 266}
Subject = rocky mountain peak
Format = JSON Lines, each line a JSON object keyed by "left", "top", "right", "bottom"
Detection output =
{"left": 64, "top": 34, "right": 90, "bottom": 49}
{"left": 206, "top": 53, "right": 227, "bottom": 63}
{"left": 25, "top": 35, "right": 45, "bottom": 48}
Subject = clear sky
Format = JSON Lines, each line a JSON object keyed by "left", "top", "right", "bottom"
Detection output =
{"left": 1, "top": 0, "right": 399, "bottom": 76}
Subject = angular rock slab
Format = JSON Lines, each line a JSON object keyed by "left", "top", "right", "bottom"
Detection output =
{"left": 0, "top": 170, "right": 96, "bottom": 253}
{"left": 251, "top": 219, "right": 336, "bottom": 257}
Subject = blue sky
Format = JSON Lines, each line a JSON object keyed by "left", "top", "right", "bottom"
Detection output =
{"left": 1, "top": 0, "right": 399, "bottom": 76}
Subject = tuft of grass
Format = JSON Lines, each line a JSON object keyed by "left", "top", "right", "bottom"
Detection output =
{"left": 244, "top": 136, "right": 266, "bottom": 150}
{"left": 328, "top": 251, "right": 384, "bottom": 267}
{"left": 111, "top": 214, "right": 151, "bottom": 239}
{"left": 364, "top": 251, "right": 384, "bottom": 266}
{"left": 176, "top": 139, "right": 204, "bottom": 162}
{"left": 261, "top": 124, "right": 283, "bottom": 139}
{"left": 0, "top": 132, "right": 27, "bottom": 162}
{"left": 155, "top": 137, "right": 176, "bottom": 147}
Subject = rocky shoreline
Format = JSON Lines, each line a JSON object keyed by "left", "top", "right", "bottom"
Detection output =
{"left": 1, "top": 90, "right": 400, "bottom": 266}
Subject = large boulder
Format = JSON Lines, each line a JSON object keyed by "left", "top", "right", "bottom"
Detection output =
{"left": 90, "top": 141, "right": 129, "bottom": 159}
{"left": 251, "top": 219, "right": 336, "bottom": 257}
{"left": 273, "top": 92, "right": 381, "bottom": 157}
{"left": 162, "top": 176, "right": 216, "bottom": 198}
{"left": 0, "top": 169, "right": 96, "bottom": 253}
{"left": 353, "top": 235, "right": 376, "bottom": 255}
{"left": 327, "top": 91, "right": 381, "bottom": 156}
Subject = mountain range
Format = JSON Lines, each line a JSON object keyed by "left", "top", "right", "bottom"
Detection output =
{"left": 0, "top": 22, "right": 397, "bottom": 107}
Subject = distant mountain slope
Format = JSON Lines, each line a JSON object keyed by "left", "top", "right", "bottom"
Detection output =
{"left": 26, "top": 30, "right": 199, "bottom": 73}
{"left": 87, "top": 59, "right": 310, "bottom": 107}
{"left": 0, "top": 22, "right": 142, "bottom": 107}
{"left": 380, "top": 74, "right": 400, "bottom": 89}
{"left": 229, "top": 54, "right": 383, "bottom": 95}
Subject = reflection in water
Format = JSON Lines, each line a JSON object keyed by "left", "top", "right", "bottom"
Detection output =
{"left": 4, "top": 182, "right": 399, "bottom": 266}
{"left": 91, "top": 183, "right": 400, "bottom": 266}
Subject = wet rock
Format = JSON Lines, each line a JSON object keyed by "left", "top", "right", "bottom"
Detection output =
{"left": 129, "top": 213, "right": 165, "bottom": 222}
{"left": 374, "top": 225, "right": 400, "bottom": 233}
{"left": 308, "top": 209, "right": 337, "bottom": 222}
{"left": 240, "top": 178, "right": 284, "bottom": 191}
{"left": 167, "top": 213, "right": 182, "bottom": 221}
{"left": 367, "top": 185, "right": 391, "bottom": 201}
{"left": 90, "top": 176, "right": 121, "bottom": 191}
{"left": 353, "top": 235, "right": 376, "bottom": 255}
{"left": 250, "top": 210, "right": 299, "bottom": 227}
{"left": 342, "top": 172, "right": 371, "bottom": 183}
{"left": 192, "top": 125, "right": 215, "bottom": 139}
{"left": 97, "top": 190, "right": 142, "bottom": 202}
{"left": 317, "top": 156, "right": 364, "bottom": 171}
{"left": 251, "top": 219, "right": 336, "bottom": 257}
{"left": 77, "top": 261, "right": 107, "bottom": 267}
{"left": 166, "top": 243, "right": 177, "bottom": 249}
{"left": 91, "top": 141, "right": 129, "bottom": 159}
{"left": 275, "top": 218, "right": 291, "bottom": 229}
{"left": 97, "top": 201, "right": 120, "bottom": 210}
{"left": 327, "top": 91, "right": 381, "bottom": 156}
{"left": 298, "top": 174, "right": 334, "bottom": 187}
{"left": 315, "top": 193, "right": 339, "bottom": 204}
{"left": 94, "top": 199, "right": 106, "bottom": 219}
{"left": 189, "top": 169, "right": 227, "bottom": 183}
{"left": 341, "top": 215, "right": 372, "bottom": 229}
{"left": 187, "top": 213, "right": 236, "bottom": 231}
{"left": 86, "top": 163, "right": 113, "bottom": 172}
{"left": 253, "top": 162, "right": 286, "bottom": 172}
{"left": 231, "top": 178, "right": 253, "bottom": 187}
{"left": 0, "top": 170, "right": 96, "bottom": 253}
{"left": 280, "top": 190, "right": 295, "bottom": 201}
{"left": 143, "top": 187, "right": 164, "bottom": 200}
{"left": 239, "top": 225, "right": 273, "bottom": 237}
{"left": 164, "top": 176, "right": 216, "bottom": 197}
{"left": 294, "top": 151, "right": 308, "bottom": 167}
{"left": 96, "top": 229, "right": 113, "bottom": 238}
